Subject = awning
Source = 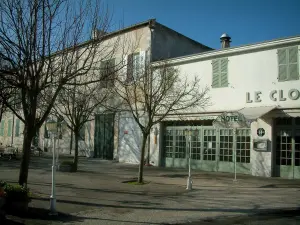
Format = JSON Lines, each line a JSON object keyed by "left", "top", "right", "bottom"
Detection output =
{"left": 238, "top": 105, "right": 277, "bottom": 120}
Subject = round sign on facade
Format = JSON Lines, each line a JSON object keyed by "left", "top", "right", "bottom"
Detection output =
{"left": 257, "top": 128, "right": 265, "bottom": 137}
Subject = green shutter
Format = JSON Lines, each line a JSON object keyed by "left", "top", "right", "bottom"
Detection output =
{"left": 108, "top": 58, "right": 115, "bottom": 87}
{"left": 44, "top": 124, "right": 49, "bottom": 138}
{"left": 278, "top": 49, "right": 288, "bottom": 81}
{"left": 100, "top": 61, "right": 107, "bottom": 88}
{"left": 220, "top": 58, "right": 228, "bottom": 87}
{"left": 7, "top": 119, "right": 12, "bottom": 136}
{"left": 15, "top": 119, "right": 20, "bottom": 137}
{"left": 127, "top": 54, "right": 134, "bottom": 82}
{"left": 212, "top": 59, "right": 220, "bottom": 88}
{"left": 0, "top": 120, "right": 4, "bottom": 136}
{"left": 288, "top": 47, "right": 299, "bottom": 80}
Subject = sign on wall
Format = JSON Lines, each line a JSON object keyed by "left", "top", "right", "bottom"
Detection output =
{"left": 213, "top": 112, "right": 250, "bottom": 128}
{"left": 257, "top": 128, "right": 265, "bottom": 137}
{"left": 246, "top": 89, "right": 300, "bottom": 103}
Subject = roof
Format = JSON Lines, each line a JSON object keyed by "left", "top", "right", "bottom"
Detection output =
{"left": 54, "top": 18, "right": 212, "bottom": 56}
{"left": 153, "top": 34, "right": 300, "bottom": 66}
{"left": 77, "top": 18, "right": 156, "bottom": 49}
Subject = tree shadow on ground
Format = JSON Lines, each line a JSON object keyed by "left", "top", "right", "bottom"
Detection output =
{"left": 4, "top": 206, "right": 97, "bottom": 224}
{"left": 32, "top": 196, "right": 300, "bottom": 215}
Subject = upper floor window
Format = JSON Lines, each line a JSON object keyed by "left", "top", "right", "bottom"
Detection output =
{"left": 0, "top": 119, "right": 5, "bottom": 136}
{"left": 211, "top": 58, "right": 228, "bottom": 88}
{"left": 126, "top": 51, "right": 145, "bottom": 82}
{"left": 100, "top": 58, "right": 115, "bottom": 88}
{"left": 278, "top": 46, "right": 299, "bottom": 82}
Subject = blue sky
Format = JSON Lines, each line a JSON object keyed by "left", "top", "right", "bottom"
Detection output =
{"left": 105, "top": 0, "right": 300, "bottom": 49}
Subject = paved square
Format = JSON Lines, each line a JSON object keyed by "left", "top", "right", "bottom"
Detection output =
{"left": 0, "top": 155, "right": 300, "bottom": 224}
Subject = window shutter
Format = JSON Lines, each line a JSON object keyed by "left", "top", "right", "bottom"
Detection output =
{"left": 7, "top": 119, "right": 12, "bottom": 136}
{"left": 126, "top": 54, "right": 134, "bottom": 82}
{"left": 108, "top": 58, "right": 115, "bottom": 87}
{"left": 120, "top": 56, "right": 127, "bottom": 82}
{"left": 220, "top": 58, "right": 228, "bottom": 87}
{"left": 0, "top": 120, "right": 4, "bottom": 136}
{"left": 288, "top": 47, "right": 299, "bottom": 80}
{"left": 100, "top": 61, "right": 107, "bottom": 88}
{"left": 44, "top": 124, "right": 49, "bottom": 138}
{"left": 212, "top": 59, "right": 220, "bottom": 88}
{"left": 278, "top": 49, "right": 288, "bottom": 81}
{"left": 15, "top": 119, "right": 20, "bottom": 137}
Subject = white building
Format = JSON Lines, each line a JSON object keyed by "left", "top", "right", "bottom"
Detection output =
{"left": 120, "top": 34, "right": 300, "bottom": 179}
{"left": 0, "top": 19, "right": 212, "bottom": 159}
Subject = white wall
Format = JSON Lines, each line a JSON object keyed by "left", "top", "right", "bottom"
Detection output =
{"left": 250, "top": 116, "right": 273, "bottom": 177}
{"left": 155, "top": 43, "right": 300, "bottom": 176}
{"left": 118, "top": 113, "right": 143, "bottom": 164}
{"left": 177, "top": 46, "right": 300, "bottom": 112}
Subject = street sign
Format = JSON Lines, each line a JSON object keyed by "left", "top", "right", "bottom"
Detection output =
{"left": 257, "top": 128, "right": 265, "bottom": 137}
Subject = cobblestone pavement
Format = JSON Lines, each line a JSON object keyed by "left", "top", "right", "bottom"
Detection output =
{"left": 0, "top": 155, "right": 300, "bottom": 225}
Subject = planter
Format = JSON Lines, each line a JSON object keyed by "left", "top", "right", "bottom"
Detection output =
{"left": 59, "top": 164, "right": 72, "bottom": 172}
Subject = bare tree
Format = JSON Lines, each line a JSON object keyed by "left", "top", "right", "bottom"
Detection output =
{"left": 114, "top": 61, "right": 210, "bottom": 183}
{"left": 0, "top": 0, "right": 124, "bottom": 185}
{"left": 53, "top": 72, "right": 116, "bottom": 172}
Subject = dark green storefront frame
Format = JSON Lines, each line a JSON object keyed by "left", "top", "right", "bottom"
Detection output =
{"left": 161, "top": 126, "right": 252, "bottom": 175}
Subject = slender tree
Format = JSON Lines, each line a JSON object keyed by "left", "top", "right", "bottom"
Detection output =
{"left": 0, "top": 0, "right": 121, "bottom": 185}
{"left": 114, "top": 60, "right": 210, "bottom": 183}
{"left": 53, "top": 70, "right": 117, "bottom": 172}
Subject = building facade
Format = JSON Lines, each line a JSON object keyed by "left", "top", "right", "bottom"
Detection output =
{"left": 0, "top": 19, "right": 212, "bottom": 160}
{"left": 121, "top": 35, "right": 300, "bottom": 179}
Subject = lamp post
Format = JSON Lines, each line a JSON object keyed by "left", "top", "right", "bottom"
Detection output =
{"left": 46, "top": 119, "right": 58, "bottom": 216}
{"left": 56, "top": 120, "right": 67, "bottom": 167}
{"left": 184, "top": 127, "right": 193, "bottom": 190}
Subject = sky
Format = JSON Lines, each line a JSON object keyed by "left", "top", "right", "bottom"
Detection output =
{"left": 104, "top": 0, "right": 300, "bottom": 49}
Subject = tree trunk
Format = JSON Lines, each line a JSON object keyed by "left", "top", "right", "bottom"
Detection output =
{"left": 138, "top": 134, "right": 148, "bottom": 183}
{"left": 69, "top": 130, "right": 73, "bottom": 155}
{"left": 18, "top": 124, "right": 35, "bottom": 186}
{"left": 73, "top": 132, "right": 79, "bottom": 172}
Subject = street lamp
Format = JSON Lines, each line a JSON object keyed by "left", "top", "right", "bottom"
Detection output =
{"left": 184, "top": 127, "right": 193, "bottom": 190}
{"left": 56, "top": 120, "right": 68, "bottom": 167}
{"left": 46, "top": 118, "right": 58, "bottom": 216}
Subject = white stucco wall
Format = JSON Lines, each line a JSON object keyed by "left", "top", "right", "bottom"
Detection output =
{"left": 250, "top": 116, "right": 273, "bottom": 177}
{"left": 151, "top": 42, "right": 300, "bottom": 176}
{"left": 177, "top": 46, "right": 300, "bottom": 112}
{"left": 118, "top": 113, "right": 143, "bottom": 164}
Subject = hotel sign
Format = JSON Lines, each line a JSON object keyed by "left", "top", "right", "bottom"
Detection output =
{"left": 246, "top": 89, "right": 300, "bottom": 103}
{"left": 213, "top": 112, "right": 250, "bottom": 128}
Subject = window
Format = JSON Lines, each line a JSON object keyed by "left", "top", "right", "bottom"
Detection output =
{"left": 0, "top": 120, "right": 4, "bottom": 136}
{"left": 212, "top": 58, "right": 228, "bottom": 88}
{"left": 100, "top": 58, "right": 115, "bottom": 88}
{"left": 15, "top": 119, "right": 20, "bottom": 137}
{"left": 7, "top": 119, "right": 12, "bottom": 136}
{"left": 278, "top": 46, "right": 299, "bottom": 81}
{"left": 126, "top": 51, "right": 145, "bottom": 82}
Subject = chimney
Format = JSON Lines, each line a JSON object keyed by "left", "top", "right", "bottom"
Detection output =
{"left": 220, "top": 33, "right": 231, "bottom": 48}
{"left": 92, "top": 29, "right": 107, "bottom": 39}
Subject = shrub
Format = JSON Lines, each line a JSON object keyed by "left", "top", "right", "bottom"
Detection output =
{"left": 1, "top": 182, "right": 31, "bottom": 203}
{"left": 0, "top": 181, "right": 7, "bottom": 188}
